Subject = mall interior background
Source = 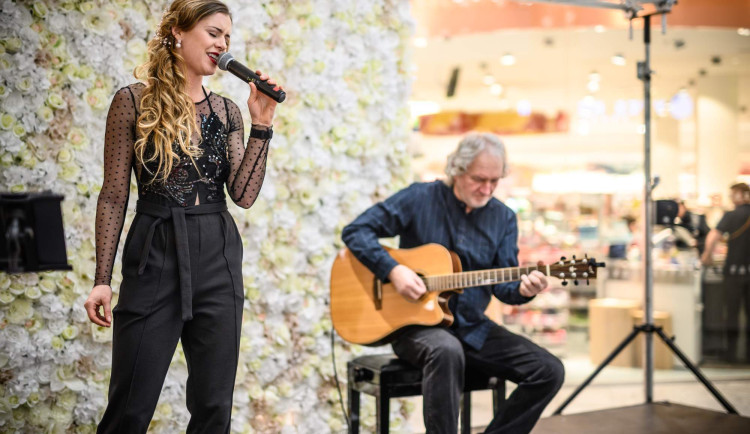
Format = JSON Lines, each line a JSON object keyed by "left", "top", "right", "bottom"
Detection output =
{"left": 0, "top": 0, "right": 749, "bottom": 432}
{"left": 402, "top": 1, "right": 750, "bottom": 430}
{"left": 406, "top": 0, "right": 750, "bottom": 365}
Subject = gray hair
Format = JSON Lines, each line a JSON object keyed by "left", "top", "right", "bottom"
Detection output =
{"left": 444, "top": 133, "right": 508, "bottom": 186}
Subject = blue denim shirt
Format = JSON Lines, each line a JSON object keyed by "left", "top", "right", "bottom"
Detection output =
{"left": 341, "top": 181, "right": 532, "bottom": 350}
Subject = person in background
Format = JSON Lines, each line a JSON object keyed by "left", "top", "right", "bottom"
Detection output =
{"left": 702, "top": 183, "right": 750, "bottom": 363}
{"left": 675, "top": 200, "right": 711, "bottom": 254}
{"left": 342, "top": 133, "right": 564, "bottom": 434}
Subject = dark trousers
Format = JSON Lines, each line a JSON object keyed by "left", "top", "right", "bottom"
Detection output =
{"left": 97, "top": 210, "right": 244, "bottom": 434}
{"left": 724, "top": 276, "right": 750, "bottom": 362}
{"left": 392, "top": 324, "right": 564, "bottom": 434}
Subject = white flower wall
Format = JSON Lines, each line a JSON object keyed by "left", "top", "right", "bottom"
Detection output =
{"left": 0, "top": 0, "right": 414, "bottom": 432}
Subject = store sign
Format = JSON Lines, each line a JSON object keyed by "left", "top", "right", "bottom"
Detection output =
{"left": 418, "top": 110, "right": 570, "bottom": 135}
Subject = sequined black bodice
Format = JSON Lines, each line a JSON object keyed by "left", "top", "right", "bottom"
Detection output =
{"left": 140, "top": 110, "right": 231, "bottom": 207}
{"left": 94, "top": 83, "right": 271, "bottom": 286}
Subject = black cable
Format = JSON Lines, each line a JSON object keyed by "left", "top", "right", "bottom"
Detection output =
{"left": 331, "top": 326, "right": 351, "bottom": 431}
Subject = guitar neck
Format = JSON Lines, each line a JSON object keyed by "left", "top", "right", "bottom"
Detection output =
{"left": 424, "top": 265, "right": 550, "bottom": 292}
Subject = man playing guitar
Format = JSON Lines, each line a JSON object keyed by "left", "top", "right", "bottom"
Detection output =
{"left": 341, "top": 133, "right": 564, "bottom": 434}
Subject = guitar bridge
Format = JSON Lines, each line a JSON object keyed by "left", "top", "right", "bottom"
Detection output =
{"left": 373, "top": 278, "right": 383, "bottom": 310}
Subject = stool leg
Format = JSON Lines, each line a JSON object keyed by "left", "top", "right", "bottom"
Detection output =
{"left": 460, "top": 393, "right": 471, "bottom": 434}
{"left": 348, "top": 388, "right": 360, "bottom": 434}
{"left": 492, "top": 381, "right": 506, "bottom": 416}
{"left": 347, "top": 364, "right": 360, "bottom": 434}
{"left": 377, "top": 391, "right": 390, "bottom": 434}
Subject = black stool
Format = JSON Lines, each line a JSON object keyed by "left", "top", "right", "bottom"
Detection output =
{"left": 347, "top": 354, "right": 506, "bottom": 434}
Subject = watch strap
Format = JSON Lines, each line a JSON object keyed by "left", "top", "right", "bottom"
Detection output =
{"left": 250, "top": 125, "right": 273, "bottom": 140}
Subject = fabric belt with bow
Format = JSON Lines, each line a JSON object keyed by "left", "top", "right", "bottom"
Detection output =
{"left": 135, "top": 200, "right": 229, "bottom": 321}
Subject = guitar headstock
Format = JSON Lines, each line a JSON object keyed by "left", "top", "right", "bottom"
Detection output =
{"left": 548, "top": 254, "right": 605, "bottom": 286}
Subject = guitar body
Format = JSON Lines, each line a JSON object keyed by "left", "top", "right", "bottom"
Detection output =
{"left": 330, "top": 244, "right": 603, "bottom": 346}
{"left": 330, "top": 244, "right": 461, "bottom": 346}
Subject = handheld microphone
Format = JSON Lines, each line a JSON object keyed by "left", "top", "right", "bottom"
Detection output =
{"left": 217, "top": 53, "right": 286, "bottom": 103}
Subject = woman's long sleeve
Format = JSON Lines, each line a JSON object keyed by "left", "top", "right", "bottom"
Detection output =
{"left": 224, "top": 99, "right": 270, "bottom": 209}
{"left": 94, "top": 87, "right": 136, "bottom": 286}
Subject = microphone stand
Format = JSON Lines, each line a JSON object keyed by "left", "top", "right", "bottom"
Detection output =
{"left": 552, "top": 3, "right": 737, "bottom": 415}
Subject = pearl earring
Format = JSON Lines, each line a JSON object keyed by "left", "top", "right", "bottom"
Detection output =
{"left": 176, "top": 40, "right": 182, "bottom": 48}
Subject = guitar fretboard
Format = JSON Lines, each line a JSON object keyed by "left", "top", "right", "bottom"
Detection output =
{"left": 424, "top": 265, "right": 549, "bottom": 292}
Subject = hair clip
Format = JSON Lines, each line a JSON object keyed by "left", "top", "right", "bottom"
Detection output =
{"left": 154, "top": 8, "right": 172, "bottom": 47}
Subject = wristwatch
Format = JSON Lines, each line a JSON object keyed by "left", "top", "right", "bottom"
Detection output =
{"left": 250, "top": 125, "right": 273, "bottom": 140}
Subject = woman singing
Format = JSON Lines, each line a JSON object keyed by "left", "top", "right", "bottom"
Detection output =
{"left": 83, "top": 0, "right": 281, "bottom": 431}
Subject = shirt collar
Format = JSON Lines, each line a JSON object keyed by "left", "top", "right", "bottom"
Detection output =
{"left": 440, "top": 180, "right": 492, "bottom": 216}
{"left": 440, "top": 181, "right": 467, "bottom": 211}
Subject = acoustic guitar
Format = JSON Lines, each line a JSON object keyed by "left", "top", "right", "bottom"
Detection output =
{"left": 330, "top": 243, "right": 603, "bottom": 346}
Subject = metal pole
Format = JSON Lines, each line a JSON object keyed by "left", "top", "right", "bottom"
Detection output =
{"left": 642, "top": 14, "right": 654, "bottom": 403}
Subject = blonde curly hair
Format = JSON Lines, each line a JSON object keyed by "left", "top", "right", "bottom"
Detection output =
{"left": 133, "top": 0, "right": 231, "bottom": 183}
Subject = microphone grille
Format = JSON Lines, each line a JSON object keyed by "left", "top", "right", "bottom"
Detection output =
{"left": 217, "top": 53, "right": 233, "bottom": 70}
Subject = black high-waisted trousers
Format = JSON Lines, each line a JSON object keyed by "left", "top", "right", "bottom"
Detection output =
{"left": 97, "top": 200, "right": 244, "bottom": 434}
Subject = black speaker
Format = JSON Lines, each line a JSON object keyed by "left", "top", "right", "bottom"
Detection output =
{"left": 655, "top": 199, "right": 679, "bottom": 226}
{"left": 446, "top": 67, "right": 460, "bottom": 98}
{"left": 0, "top": 192, "right": 72, "bottom": 273}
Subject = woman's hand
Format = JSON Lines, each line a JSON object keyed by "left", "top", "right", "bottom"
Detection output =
{"left": 247, "top": 70, "right": 282, "bottom": 127}
{"left": 84, "top": 285, "right": 113, "bottom": 327}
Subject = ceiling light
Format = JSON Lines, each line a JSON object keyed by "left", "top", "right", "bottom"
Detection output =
{"left": 738, "top": 28, "right": 750, "bottom": 36}
{"left": 587, "top": 80, "right": 600, "bottom": 93}
{"left": 611, "top": 54, "right": 626, "bottom": 66}
{"left": 669, "top": 92, "right": 693, "bottom": 120}
{"left": 483, "top": 75, "right": 495, "bottom": 85}
{"left": 594, "top": 25, "right": 606, "bottom": 33}
{"left": 490, "top": 83, "right": 503, "bottom": 96}
{"left": 500, "top": 53, "right": 516, "bottom": 66}
{"left": 654, "top": 99, "right": 667, "bottom": 117}
{"left": 516, "top": 100, "right": 532, "bottom": 116}
{"left": 413, "top": 37, "right": 427, "bottom": 48}
{"left": 588, "top": 71, "right": 600, "bottom": 82}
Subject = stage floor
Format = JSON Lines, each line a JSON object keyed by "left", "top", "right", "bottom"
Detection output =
{"left": 406, "top": 349, "right": 750, "bottom": 432}
{"left": 532, "top": 402, "right": 750, "bottom": 433}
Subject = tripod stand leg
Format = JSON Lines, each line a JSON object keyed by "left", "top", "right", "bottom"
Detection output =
{"left": 654, "top": 327, "right": 738, "bottom": 414}
{"left": 553, "top": 327, "right": 642, "bottom": 415}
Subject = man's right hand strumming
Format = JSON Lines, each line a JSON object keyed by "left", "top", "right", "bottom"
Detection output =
{"left": 388, "top": 264, "right": 427, "bottom": 301}
{"left": 84, "top": 285, "right": 113, "bottom": 327}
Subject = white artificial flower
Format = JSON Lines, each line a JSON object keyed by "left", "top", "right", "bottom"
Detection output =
{"left": 6, "top": 298, "right": 33, "bottom": 324}
{"left": 0, "top": 0, "right": 414, "bottom": 429}
{"left": 46, "top": 11, "right": 69, "bottom": 34}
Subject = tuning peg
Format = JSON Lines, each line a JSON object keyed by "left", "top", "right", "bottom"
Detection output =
{"left": 574, "top": 280, "right": 579, "bottom": 286}
{"left": 560, "top": 256, "right": 567, "bottom": 261}
{"left": 572, "top": 255, "right": 577, "bottom": 260}
{"left": 586, "top": 278, "right": 590, "bottom": 285}
{"left": 561, "top": 280, "right": 568, "bottom": 287}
